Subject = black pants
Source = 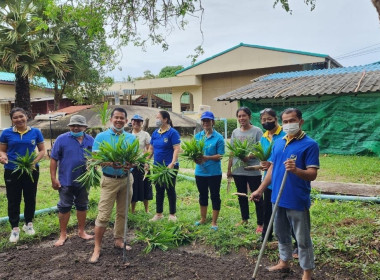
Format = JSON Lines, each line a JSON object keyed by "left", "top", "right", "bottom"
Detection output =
{"left": 5, "top": 167, "right": 39, "bottom": 228}
{"left": 155, "top": 167, "right": 178, "bottom": 215}
{"left": 131, "top": 166, "right": 153, "bottom": 202}
{"left": 262, "top": 188, "right": 273, "bottom": 240}
{"left": 195, "top": 175, "right": 222, "bottom": 210}
{"left": 232, "top": 175, "right": 264, "bottom": 224}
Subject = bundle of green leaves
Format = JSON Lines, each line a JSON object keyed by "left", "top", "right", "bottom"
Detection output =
{"left": 251, "top": 141, "right": 274, "bottom": 161}
{"left": 180, "top": 137, "right": 205, "bottom": 166}
{"left": 226, "top": 138, "right": 254, "bottom": 167}
{"left": 75, "top": 135, "right": 149, "bottom": 190}
{"left": 10, "top": 149, "right": 37, "bottom": 182}
{"left": 147, "top": 163, "right": 177, "bottom": 188}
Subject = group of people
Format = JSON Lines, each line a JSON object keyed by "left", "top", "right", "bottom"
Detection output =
{"left": 0, "top": 105, "right": 319, "bottom": 280}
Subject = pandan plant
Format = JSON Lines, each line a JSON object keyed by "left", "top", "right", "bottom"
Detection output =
{"left": 147, "top": 163, "right": 177, "bottom": 188}
{"left": 251, "top": 141, "right": 274, "bottom": 161}
{"left": 180, "top": 137, "right": 205, "bottom": 166}
{"left": 75, "top": 135, "right": 149, "bottom": 190}
{"left": 10, "top": 149, "right": 37, "bottom": 182}
{"left": 226, "top": 138, "right": 254, "bottom": 168}
{"left": 96, "top": 101, "right": 112, "bottom": 129}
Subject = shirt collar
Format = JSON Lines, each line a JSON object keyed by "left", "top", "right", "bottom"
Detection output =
{"left": 282, "top": 130, "right": 306, "bottom": 146}
{"left": 158, "top": 126, "right": 170, "bottom": 134}
{"left": 263, "top": 125, "right": 282, "bottom": 141}
{"left": 108, "top": 128, "right": 124, "bottom": 136}
{"left": 200, "top": 129, "right": 214, "bottom": 138}
{"left": 13, "top": 126, "right": 31, "bottom": 135}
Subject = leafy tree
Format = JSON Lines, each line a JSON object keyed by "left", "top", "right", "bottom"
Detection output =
{"left": 0, "top": 0, "right": 72, "bottom": 118}
{"left": 41, "top": 3, "right": 116, "bottom": 109}
{"left": 158, "top": 65, "right": 184, "bottom": 78}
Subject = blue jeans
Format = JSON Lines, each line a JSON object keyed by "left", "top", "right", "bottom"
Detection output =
{"left": 274, "top": 206, "right": 315, "bottom": 270}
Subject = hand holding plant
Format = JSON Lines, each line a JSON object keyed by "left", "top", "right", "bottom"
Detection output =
{"left": 10, "top": 149, "right": 38, "bottom": 182}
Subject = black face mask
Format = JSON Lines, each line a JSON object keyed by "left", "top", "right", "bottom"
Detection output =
{"left": 262, "top": 121, "right": 276, "bottom": 131}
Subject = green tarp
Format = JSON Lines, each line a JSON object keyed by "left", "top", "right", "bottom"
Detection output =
{"left": 241, "top": 94, "right": 380, "bottom": 156}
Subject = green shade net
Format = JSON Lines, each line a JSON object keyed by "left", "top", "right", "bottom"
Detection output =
{"left": 241, "top": 94, "right": 380, "bottom": 156}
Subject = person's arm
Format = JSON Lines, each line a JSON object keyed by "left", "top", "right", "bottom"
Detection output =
{"left": 249, "top": 164, "right": 273, "bottom": 202}
{"left": 284, "top": 159, "right": 318, "bottom": 181}
{"left": 33, "top": 142, "right": 45, "bottom": 165}
{"left": 147, "top": 144, "right": 154, "bottom": 159}
{"left": 0, "top": 143, "right": 8, "bottom": 164}
{"left": 50, "top": 158, "right": 61, "bottom": 190}
{"left": 168, "top": 144, "right": 180, "bottom": 169}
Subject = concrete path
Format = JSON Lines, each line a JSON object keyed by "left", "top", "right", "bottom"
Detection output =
{"left": 179, "top": 168, "right": 380, "bottom": 197}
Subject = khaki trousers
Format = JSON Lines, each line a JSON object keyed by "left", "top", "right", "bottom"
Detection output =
{"left": 95, "top": 174, "right": 133, "bottom": 239}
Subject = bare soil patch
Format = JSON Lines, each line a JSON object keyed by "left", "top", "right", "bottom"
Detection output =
{"left": 0, "top": 229, "right": 361, "bottom": 280}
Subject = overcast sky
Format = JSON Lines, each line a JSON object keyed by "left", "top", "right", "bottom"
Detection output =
{"left": 108, "top": 0, "right": 380, "bottom": 81}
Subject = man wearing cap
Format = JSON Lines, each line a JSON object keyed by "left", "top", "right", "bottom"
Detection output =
{"left": 130, "top": 114, "right": 152, "bottom": 213}
{"left": 194, "top": 111, "right": 225, "bottom": 230}
{"left": 90, "top": 107, "right": 135, "bottom": 263}
{"left": 50, "top": 115, "right": 94, "bottom": 247}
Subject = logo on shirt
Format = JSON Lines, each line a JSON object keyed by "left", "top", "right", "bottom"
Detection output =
{"left": 164, "top": 138, "right": 168, "bottom": 143}
{"left": 31, "top": 140, "right": 35, "bottom": 145}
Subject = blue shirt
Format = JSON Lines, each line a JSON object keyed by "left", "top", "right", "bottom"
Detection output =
{"left": 51, "top": 132, "right": 94, "bottom": 187}
{"left": 0, "top": 127, "right": 44, "bottom": 170}
{"left": 270, "top": 132, "right": 320, "bottom": 211}
{"left": 150, "top": 127, "right": 181, "bottom": 166}
{"left": 92, "top": 128, "right": 136, "bottom": 176}
{"left": 261, "top": 126, "right": 286, "bottom": 190}
{"left": 194, "top": 130, "right": 225, "bottom": 176}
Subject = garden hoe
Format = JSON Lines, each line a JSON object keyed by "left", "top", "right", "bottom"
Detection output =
{"left": 251, "top": 155, "right": 297, "bottom": 280}
{"left": 123, "top": 170, "right": 131, "bottom": 266}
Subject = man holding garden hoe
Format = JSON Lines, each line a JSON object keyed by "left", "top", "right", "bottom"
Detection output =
{"left": 90, "top": 108, "right": 135, "bottom": 263}
{"left": 50, "top": 115, "right": 94, "bottom": 247}
{"left": 250, "top": 108, "right": 319, "bottom": 280}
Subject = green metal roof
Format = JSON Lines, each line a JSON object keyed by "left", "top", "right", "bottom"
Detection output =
{"left": 175, "top": 42, "right": 329, "bottom": 75}
{"left": 0, "top": 71, "right": 54, "bottom": 89}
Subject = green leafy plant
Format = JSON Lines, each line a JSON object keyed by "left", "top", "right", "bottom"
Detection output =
{"left": 96, "top": 101, "right": 112, "bottom": 127}
{"left": 147, "top": 163, "right": 177, "bottom": 188}
{"left": 180, "top": 137, "right": 205, "bottom": 166}
{"left": 10, "top": 149, "right": 37, "bottom": 182}
{"left": 134, "top": 224, "right": 194, "bottom": 253}
{"left": 75, "top": 136, "right": 149, "bottom": 190}
{"left": 226, "top": 138, "right": 254, "bottom": 168}
{"left": 75, "top": 164, "right": 102, "bottom": 191}
{"left": 251, "top": 141, "right": 274, "bottom": 161}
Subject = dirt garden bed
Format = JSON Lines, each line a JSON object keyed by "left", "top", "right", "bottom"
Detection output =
{"left": 0, "top": 228, "right": 360, "bottom": 280}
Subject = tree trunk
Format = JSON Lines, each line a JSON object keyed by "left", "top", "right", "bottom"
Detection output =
{"left": 15, "top": 71, "right": 32, "bottom": 119}
{"left": 373, "top": 0, "right": 380, "bottom": 20}
{"left": 53, "top": 79, "right": 60, "bottom": 111}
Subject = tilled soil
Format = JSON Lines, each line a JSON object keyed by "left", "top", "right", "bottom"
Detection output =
{"left": 0, "top": 229, "right": 358, "bottom": 280}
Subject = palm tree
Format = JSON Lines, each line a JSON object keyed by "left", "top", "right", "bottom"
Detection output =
{"left": 0, "top": 0, "right": 72, "bottom": 118}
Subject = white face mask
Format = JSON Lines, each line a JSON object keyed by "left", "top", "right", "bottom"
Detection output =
{"left": 283, "top": 122, "right": 300, "bottom": 136}
{"left": 155, "top": 120, "right": 162, "bottom": 127}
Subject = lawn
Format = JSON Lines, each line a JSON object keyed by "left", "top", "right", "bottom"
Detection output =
{"left": 0, "top": 155, "right": 379, "bottom": 278}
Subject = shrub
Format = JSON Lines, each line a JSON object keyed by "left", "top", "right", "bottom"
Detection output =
{"left": 214, "top": 119, "right": 237, "bottom": 138}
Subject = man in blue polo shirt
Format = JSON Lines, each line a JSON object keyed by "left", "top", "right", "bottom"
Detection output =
{"left": 250, "top": 108, "right": 319, "bottom": 280}
{"left": 90, "top": 107, "right": 135, "bottom": 263}
{"left": 50, "top": 115, "right": 94, "bottom": 246}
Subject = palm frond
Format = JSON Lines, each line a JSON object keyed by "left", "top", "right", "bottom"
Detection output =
{"left": 9, "top": 149, "right": 37, "bottom": 182}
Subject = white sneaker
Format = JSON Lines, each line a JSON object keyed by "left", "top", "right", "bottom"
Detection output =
{"left": 149, "top": 215, "right": 164, "bottom": 222}
{"left": 168, "top": 215, "right": 177, "bottom": 222}
{"left": 9, "top": 228, "right": 20, "bottom": 243}
{"left": 23, "top": 222, "right": 35, "bottom": 235}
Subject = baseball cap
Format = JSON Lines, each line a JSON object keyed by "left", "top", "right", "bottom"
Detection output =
{"left": 200, "top": 111, "right": 215, "bottom": 120}
{"left": 131, "top": 114, "right": 144, "bottom": 121}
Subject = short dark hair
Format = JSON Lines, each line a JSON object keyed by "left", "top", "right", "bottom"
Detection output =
{"left": 159, "top": 110, "right": 173, "bottom": 126}
{"left": 260, "top": 108, "right": 277, "bottom": 119}
{"left": 9, "top": 107, "right": 27, "bottom": 119}
{"left": 111, "top": 107, "right": 127, "bottom": 118}
{"left": 281, "top": 108, "right": 302, "bottom": 119}
{"left": 236, "top": 106, "right": 252, "bottom": 117}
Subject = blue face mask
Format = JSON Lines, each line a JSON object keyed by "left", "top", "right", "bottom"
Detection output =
{"left": 70, "top": 131, "right": 84, "bottom": 138}
{"left": 111, "top": 125, "right": 124, "bottom": 133}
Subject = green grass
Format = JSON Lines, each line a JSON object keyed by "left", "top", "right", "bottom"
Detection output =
{"left": 0, "top": 155, "right": 379, "bottom": 278}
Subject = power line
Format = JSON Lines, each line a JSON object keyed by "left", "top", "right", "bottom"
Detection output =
{"left": 335, "top": 42, "right": 380, "bottom": 59}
